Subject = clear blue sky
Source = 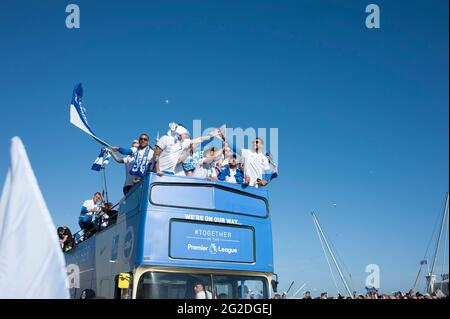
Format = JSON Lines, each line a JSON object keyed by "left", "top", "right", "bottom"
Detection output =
{"left": 0, "top": 0, "right": 448, "bottom": 296}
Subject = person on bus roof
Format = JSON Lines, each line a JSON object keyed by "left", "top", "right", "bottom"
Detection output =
{"left": 108, "top": 139, "right": 139, "bottom": 195}
{"left": 192, "top": 147, "right": 222, "bottom": 181}
{"left": 218, "top": 132, "right": 273, "bottom": 188}
{"left": 217, "top": 154, "right": 244, "bottom": 184}
{"left": 152, "top": 123, "right": 222, "bottom": 176}
{"left": 79, "top": 192, "right": 104, "bottom": 236}
{"left": 111, "top": 133, "right": 154, "bottom": 186}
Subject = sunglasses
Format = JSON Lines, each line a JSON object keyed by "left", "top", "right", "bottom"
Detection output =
{"left": 139, "top": 137, "right": 148, "bottom": 141}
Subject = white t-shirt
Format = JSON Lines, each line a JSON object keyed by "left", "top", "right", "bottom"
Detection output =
{"left": 156, "top": 135, "right": 191, "bottom": 173}
{"left": 81, "top": 199, "right": 100, "bottom": 219}
{"left": 193, "top": 161, "right": 218, "bottom": 179}
{"left": 122, "top": 155, "right": 135, "bottom": 187}
{"left": 225, "top": 168, "right": 238, "bottom": 184}
{"left": 196, "top": 290, "right": 213, "bottom": 299}
{"left": 241, "top": 149, "right": 270, "bottom": 186}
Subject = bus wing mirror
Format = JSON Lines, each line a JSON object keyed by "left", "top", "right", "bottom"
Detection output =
{"left": 271, "top": 279, "right": 279, "bottom": 293}
{"left": 118, "top": 273, "right": 130, "bottom": 289}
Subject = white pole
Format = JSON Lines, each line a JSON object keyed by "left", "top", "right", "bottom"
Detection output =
{"left": 428, "top": 192, "right": 449, "bottom": 293}
{"left": 290, "top": 283, "right": 307, "bottom": 299}
{"left": 311, "top": 212, "right": 354, "bottom": 298}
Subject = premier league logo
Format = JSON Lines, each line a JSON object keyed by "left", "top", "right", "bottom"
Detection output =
{"left": 209, "top": 243, "right": 217, "bottom": 255}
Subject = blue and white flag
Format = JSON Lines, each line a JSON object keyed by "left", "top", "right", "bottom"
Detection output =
{"left": 91, "top": 148, "right": 111, "bottom": 171}
{"left": 263, "top": 152, "right": 278, "bottom": 182}
{"left": 69, "top": 83, "right": 112, "bottom": 148}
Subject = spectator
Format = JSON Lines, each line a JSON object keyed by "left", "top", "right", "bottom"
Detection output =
{"left": 218, "top": 154, "right": 244, "bottom": 184}
{"left": 108, "top": 139, "right": 139, "bottom": 195}
{"left": 152, "top": 123, "right": 222, "bottom": 176}
{"left": 303, "top": 291, "right": 312, "bottom": 299}
{"left": 57, "top": 226, "right": 74, "bottom": 251}
{"left": 79, "top": 192, "right": 104, "bottom": 237}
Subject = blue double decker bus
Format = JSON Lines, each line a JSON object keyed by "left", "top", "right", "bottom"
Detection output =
{"left": 65, "top": 173, "right": 276, "bottom": 299}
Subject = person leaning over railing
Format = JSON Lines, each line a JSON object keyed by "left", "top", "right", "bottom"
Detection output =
{"left": 79, "top": 192, "right": 104, "bottom": 238}
{"left": 57, "top": 226, "right": 74, "bottom": 252}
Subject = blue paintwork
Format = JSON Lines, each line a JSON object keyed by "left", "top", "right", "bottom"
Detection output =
{"left": 64, "top": 172, "right": 274, "bottom": 298}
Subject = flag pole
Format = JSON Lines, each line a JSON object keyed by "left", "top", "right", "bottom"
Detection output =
{"left": 102, "top": 166, "right": 109, "bottom": 205}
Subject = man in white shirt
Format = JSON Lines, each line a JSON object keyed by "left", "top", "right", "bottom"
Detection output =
{"left": 153, "top": 123, "right": 222, "bottom": 176}
{"left": 108, "top": 140, "right": 138, "bottom": 195}
{"left": 79, "top": 192, "right": 104, "bottom": 236}
{"left": 221, "top": 134, "right": 271, "bottom": 188}
{"left": 240, "top": 137, "right": 271, "bottom": 187}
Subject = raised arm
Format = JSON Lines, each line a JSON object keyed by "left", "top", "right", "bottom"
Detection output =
{"left": 190, "top": 129, "right": 221, "bottom": 145}
{"left": 152, "top": 145, "right": 164, "bottom": 176}
{"left": 111, "top": 146, "right": 133, "bottom": 156}
{"left": 107, "top": 149, "right": 125, "bottom": 164}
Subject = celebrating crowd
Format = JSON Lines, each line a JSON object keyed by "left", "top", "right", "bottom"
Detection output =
{"left": 109, "top": 122, "right": 277, "bottom": 196}
{"left": 59, "top": 122, "right": 278, "bottom": 247}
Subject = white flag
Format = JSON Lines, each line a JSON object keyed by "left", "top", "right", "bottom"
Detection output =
{"left": 0, "top": 137, "right": 69, "bottom": 298}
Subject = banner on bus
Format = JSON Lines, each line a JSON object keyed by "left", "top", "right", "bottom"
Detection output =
{"left": 169, "top": 220, "right": 255, "bottom": 263}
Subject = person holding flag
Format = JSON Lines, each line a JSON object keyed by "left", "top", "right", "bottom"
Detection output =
{"left": 108, "top": 139, "right": 139, "bottom": 195}
{"left": 110, "top": 133, "right": 154, "bottom": 186}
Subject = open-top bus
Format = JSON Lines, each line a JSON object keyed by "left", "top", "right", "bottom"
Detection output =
{"left": 65, "top": 172, "right": 277, "bottom": 299}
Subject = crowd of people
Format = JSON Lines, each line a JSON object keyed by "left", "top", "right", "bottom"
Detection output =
{"left": 109, "top": 123, "right": 277, "bottom": 196}
{"left": 270, "top": 289, "right": 448, "bottom": 299}
{"left": 58, "top": 122, "right": 278, "bottom": 250}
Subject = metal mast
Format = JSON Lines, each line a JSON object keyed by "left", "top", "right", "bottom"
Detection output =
{"left": 311, "top": 212, "right": 353, "bottom": 298}
{"left": 426, "top": 192, "right": 449, "bottom": 294}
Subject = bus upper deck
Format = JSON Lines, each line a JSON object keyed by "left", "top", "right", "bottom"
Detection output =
{"left": 65, "top": 172, "right": 275, "bottom": 299}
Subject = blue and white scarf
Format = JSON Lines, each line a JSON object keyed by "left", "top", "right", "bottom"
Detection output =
{"left": 91, "top": 148, "right": 111, "bottom": 171}
{"left": 130, "top": 146, "right": 151, "bottom": 177}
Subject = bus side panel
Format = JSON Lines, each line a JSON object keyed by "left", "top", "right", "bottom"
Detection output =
{"left": 140, "top": 207, "right": 274, "bottom": 273}
{"left": 65, "top": 184, "right": 146, "bottom": 298}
